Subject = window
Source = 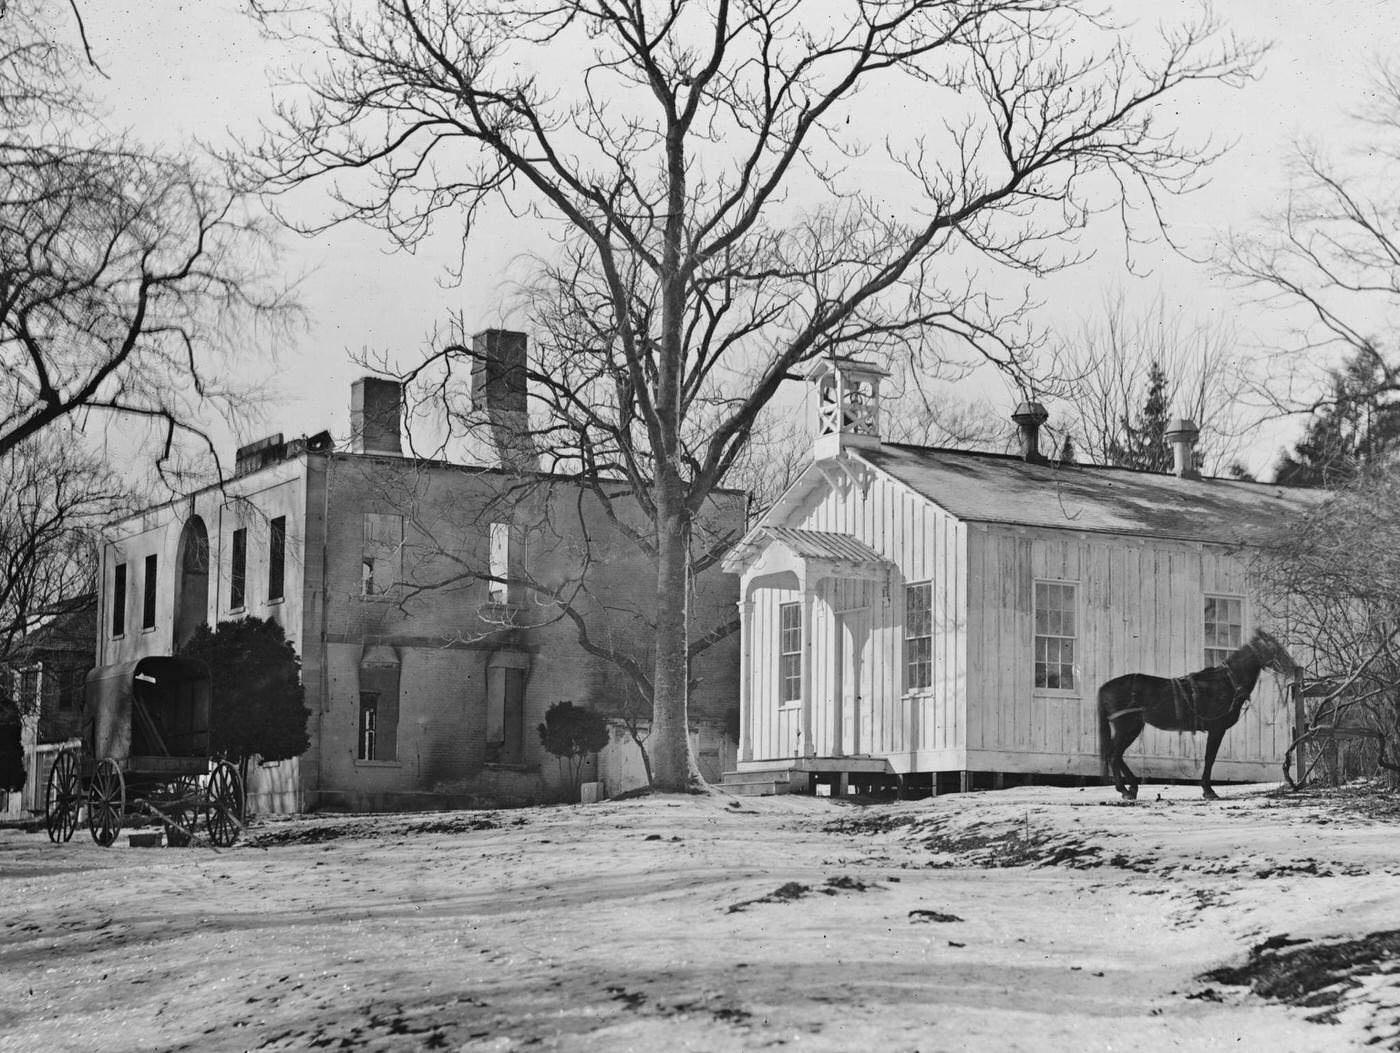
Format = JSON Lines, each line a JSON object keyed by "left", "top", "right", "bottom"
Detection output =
{"left": 112, "top": 563, "right": 127, "bottom": 637}
{"left": 18, "top": 668, "right": 38, "bottom": 711}
{"left": 489, "top": 522, "right": 510, "bottom": 603}
{"left": 268, "top": 516, "right": 286, "bottom": 602}
{"left": 361, "top": 513, "right": 404, "bottom": 597}
{"left": 142, "top": 554, "right": 158, "bottom": 630}
{"left": 905, "top": 581, "right": 933, "bottom": 691}
{"left": 1205, "top": 596, "right": 1244, "bottom": 667}
{"left": 230, "top": 528, "right": 247, "bottom": 610}
{"left": 358, "top": 693, "right": 378, "bottom": 760}
{"left": 1034, "top": 581, "right": 1077, "bottom": 691}
{"left": 778, "top": 601, "right": 802, "bottom": 703}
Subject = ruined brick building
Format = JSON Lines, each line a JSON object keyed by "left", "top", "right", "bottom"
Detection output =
{"left": 94, "top": 331, "right": 742, "bottom": 811}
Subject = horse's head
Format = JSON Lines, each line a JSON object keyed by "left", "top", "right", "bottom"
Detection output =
{"left": 1249, "top": 628, "right": 1302, "bottom": 680}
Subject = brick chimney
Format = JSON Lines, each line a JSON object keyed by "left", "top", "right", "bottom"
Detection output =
{"left": 471, "top": 329, "right": 537, "bottom": 473}
{"left": 1011, "top": 401, "right": 1050, "bottom": 464}
{"left": 350, "top": 377, "right": 403, "bottom": 456}
{"left": 1165, "top": 418, "right": 1201, "bottom": 479}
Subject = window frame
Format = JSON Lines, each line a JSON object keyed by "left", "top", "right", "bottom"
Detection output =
{"left": 904, "top": 580, "right": 933, "bottom": 693}
{"left": 488, "top": 521, "right": 511, "bottom": 604}
{"left": 230, "top": 527, "right": 247, "bottom": 611}
{"left": 357, "top": 691, "right": 378, "bottom": 761}
{"left": 1204, "top": 594, "right": 1245, "bottom": 667}
{"left": 1033, "top": 579, "right": 1079, "bottom": 695}
{"left": 112, "top": 562, "right": 127, "bottom": 637}
{"left": 268, "top": 516, "right": 286, "bottom": 603}
{"left": 141, "top": 554, "right": 158, "bottom": 630}
{"left": 778, "top": 601, "right": 802, "bottom": 706}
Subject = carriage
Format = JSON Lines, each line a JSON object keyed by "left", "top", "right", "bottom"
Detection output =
{"left": 43, "top": 656, "right": 245, "bottom": 847}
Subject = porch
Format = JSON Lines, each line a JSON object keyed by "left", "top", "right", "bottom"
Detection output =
{"left": 720, "top": 755, "right": 896, "bottom": 797}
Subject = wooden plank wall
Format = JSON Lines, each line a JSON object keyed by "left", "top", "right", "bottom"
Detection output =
{"left": 742, "top": 470, "right": 968, "bottom": 763}
{"left": 965, "top": 527, "right": 1292, "bottom": 777}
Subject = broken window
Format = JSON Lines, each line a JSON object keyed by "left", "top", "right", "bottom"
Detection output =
{"left": 358, "top": 693, "right": 378, "bottom": 761}
{"left": 361, "top": 513, "right": 404, "bottom": 597}
{"left": 488, "top": 521, "right": 511, "bottom": 603}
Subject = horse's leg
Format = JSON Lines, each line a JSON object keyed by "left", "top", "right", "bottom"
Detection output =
{"left": 1201, "top": 725, "right": 1225, "bottom": 800}
{"left": 1110, "top": 716, "right": 1144, "bottom": 801}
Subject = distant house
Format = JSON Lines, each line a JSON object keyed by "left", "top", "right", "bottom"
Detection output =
{"left": 722, "top": 358, "right": 1324, "bottom": 795}
{"left": 1, "top": 598, "right": 95, "bottom": 817}
{"left": 94, "top": 330, "right": 742, "bottom": 812}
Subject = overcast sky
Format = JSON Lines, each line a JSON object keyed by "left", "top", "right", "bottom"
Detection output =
{"left": 84, "top": 1, "right": 1400, "bottom": 476}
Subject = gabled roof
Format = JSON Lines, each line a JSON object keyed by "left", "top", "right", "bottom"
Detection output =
{"left": 859, "top": 444, "right": 1327, "bottom": 546}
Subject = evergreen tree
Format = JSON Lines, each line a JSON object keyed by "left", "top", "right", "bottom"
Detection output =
{"left": 177, "top": 616, "right": 310, "bottom": 780}
{"left": 1274, "top": 346, "right": 1400, "bottom": 487}
{"left": 1107, "top": 362, "right": 1173, "bottom": 471}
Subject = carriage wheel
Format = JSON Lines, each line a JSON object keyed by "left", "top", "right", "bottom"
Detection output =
{"left": 44, "top": 749, "right": 81, "bottom": 844}
{"left": 87, "top": 759, "right": 125, "bottom": 847}
{"left": 163, "top": 778, "right": 198, "bottom": 847}
{"left": 205, "top": 761, "right": 244, "bottom": 848}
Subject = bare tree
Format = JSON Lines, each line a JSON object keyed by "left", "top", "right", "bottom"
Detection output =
{"left": 248, "top": 0, "right": 1262, "bottom": 790}
{"left": 0, "top": 0, "right": 293, "bottom": 472}
{"left": 1226, "top": 58, "right": 1400, "bottom": 449}
{"left": 0, "top": 434, "right": 127, "bottom": 672}
{"left": 1052, "top": 290, "right": 1248, "bottom": 472}
{"left": 1255, "top": 461, "right": 1400, "bottom": 788}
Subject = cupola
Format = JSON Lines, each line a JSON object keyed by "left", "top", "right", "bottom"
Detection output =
{"left": 807, "top": 355, "right": 889, "bottom": 461}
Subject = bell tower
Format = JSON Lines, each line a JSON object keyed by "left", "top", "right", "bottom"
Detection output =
{"left": 807, "top": 356, "right": 889, "bottom": 460}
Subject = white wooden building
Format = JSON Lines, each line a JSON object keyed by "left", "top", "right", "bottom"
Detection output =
{"left": 721, "top": 358, "right": 1325, "bottom": 795}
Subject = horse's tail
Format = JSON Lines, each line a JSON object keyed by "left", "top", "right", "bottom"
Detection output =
{"left": 1097, "top": 682, "right": 1113, "bottom": 779}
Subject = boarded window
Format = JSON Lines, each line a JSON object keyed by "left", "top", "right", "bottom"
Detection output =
{"left": 142, "top": 554, "right": 158, "bottom": 630}
{"left": 779, "top": 601, "right": 802, "bottom": 703}
{"left": 489, "top": 522, "right": 510, "bottom": 603}
{"left": 268, "top": 516, "right": 286, "bottom": 602}
{"left": 905, "top": 581, "right": 933, "bottom": 691}
{"left": 486, "top": 664, "right": 527, "bottom": 765}
{"left": 112, "top": 563, "right": 126, "bottom": 637}
{"left": 1205, "top": 596, "right": 1244, "bottom": 667}
{"left": 230, "top": 527, "right": 247, "bottom": 610}
{"left": 1034, "top": 581, "right": 1077, "bottom": 691}
{"left": 361, "top": 513, "right": 404, "bottom": 597}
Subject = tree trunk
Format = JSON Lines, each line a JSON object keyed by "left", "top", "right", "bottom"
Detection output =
{"left": 649, "top": 481, "right": 699, "bottom": 791}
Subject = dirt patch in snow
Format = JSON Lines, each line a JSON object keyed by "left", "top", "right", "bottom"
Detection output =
{"left": 726, "top": 874, "right": 881, "bottom": 912}
{"left": 1198, "top": 930, "right": 1400, "bottom": 1025}
{"left": 246, "top": 811, "right": 519, "bottom": 847}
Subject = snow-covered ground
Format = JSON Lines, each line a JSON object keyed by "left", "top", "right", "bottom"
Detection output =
{"left": 3, "top": 782, "right": 1399, "bottom": 1052}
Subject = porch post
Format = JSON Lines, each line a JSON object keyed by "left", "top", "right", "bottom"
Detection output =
{"left": 799, "top": 568, "right": 816, "bottom": 758}
{"left": 738, "top": 592, "right": 755, "bottom": 763}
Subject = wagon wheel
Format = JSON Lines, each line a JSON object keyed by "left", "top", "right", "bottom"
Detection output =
{"left": 44, "top": 749, "right": 82, "bottom": 844}
{"left": 87, "top": 758, "right": 125, "bottom": 847}
{"left": 205, "top": 761, "right": 244, "bottom": 848}
{"left": 159, "top": 776, "right": 198, "bottom": 847}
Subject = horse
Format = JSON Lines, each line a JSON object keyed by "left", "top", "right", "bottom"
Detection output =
{"left": 1098, "top": 629, "right": 1301, "bottom": 801}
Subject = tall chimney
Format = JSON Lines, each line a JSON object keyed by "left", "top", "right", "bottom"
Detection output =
{"left": 350, "top": 377, "right": 402, "bottom": 456}
{"left": 1165, "top": 418, "right": 1201, "bottom": 479}
{"left": 1011, "top": 401, "right": 1050, "bottom": 464}
{"left": 471, "top": 329, "right": 537, "bottom": 473}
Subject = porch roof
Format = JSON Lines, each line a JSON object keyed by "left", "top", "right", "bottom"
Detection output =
{"left": 721, "top": 526, "right": 887, "bottom": 575}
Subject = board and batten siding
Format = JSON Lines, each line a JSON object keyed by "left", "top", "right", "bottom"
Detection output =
{"left": 963, "top": 525, "right": 1292, "bottom": 780}
{"left": 744, "top": 468, "right": 968, "bottom": 767}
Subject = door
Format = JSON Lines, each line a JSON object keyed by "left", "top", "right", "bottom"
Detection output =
{"left": 837, "top": 609, "right": 872, "bottom": 756}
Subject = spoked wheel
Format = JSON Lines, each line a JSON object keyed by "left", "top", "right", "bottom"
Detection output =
{"left": 88, "top": 758, "right": 126, "bottom": 847}
{"left": 159, "top": 777, "right": 198, "bottom": 847}
{"left": 44, "top": 749, "right": 82, "bottom": 844}
{"left": 205, "top": 761, "right": 244, "bottom": 848}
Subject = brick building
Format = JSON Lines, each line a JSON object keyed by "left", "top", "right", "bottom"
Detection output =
{"left": 94, "top": 331, "right": 742, "bottom": 811}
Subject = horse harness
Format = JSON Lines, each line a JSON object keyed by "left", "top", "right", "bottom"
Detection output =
{"left": 1107, "top": 647, "right": 1255, "bottom": 730}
